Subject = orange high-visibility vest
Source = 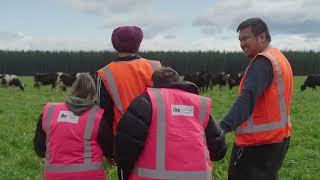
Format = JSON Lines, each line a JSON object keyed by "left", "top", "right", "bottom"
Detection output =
{"left": 130, "top": 88, "right": 212, "bottom": 180}
{"left": 235, "top": 48, "right": 293, "bottom": 146}
{"left": 97, "top": 58, "right": 161, "bottom": 133}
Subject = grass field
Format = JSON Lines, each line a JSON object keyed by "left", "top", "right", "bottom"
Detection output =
{"left": 0, "top": 76, "right": 319, "bottom": 180}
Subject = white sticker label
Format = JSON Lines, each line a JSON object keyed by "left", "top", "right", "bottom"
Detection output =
{"left": 172, "top": 105, "right": 194, "bottom": 116}
{"left": 57, "top": 111, "right": 79, "bottom": 124}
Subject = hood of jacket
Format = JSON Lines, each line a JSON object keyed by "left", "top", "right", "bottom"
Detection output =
{"left": 65, "top": 96, "right": 94, "bottom": 116}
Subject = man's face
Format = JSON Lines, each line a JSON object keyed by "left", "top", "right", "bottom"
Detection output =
{"left": 238, "top": 26, "right": 264, "bottom": 58}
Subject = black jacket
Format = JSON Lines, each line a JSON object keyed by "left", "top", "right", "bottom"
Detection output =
{"left": 33, "top": 96, "right": 113, "bottom": 159}
{"left": 114, "top": 81, "right": 227, "bottom": 178}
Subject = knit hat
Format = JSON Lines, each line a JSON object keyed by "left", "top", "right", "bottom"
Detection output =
{"left": 111, "top": 26, "right": 143, "bottom": 53}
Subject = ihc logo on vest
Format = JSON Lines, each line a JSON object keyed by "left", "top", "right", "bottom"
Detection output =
{"left": 171, "top": 105, "right": 194, "bottom": 116}
{"left": 57, "top": 111, "right": 79, "bottom": 124}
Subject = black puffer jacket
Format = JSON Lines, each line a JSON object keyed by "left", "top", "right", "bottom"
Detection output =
{"left": 114, "top": 81, "right": 227, "bottom": 179}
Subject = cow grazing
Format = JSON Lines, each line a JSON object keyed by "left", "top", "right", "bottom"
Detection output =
{"left": 210, "top": 72, "right": 230, "bottom": 89}
{"left": 56, "top": 73, "right": 77, "bottom": 91}
{"left": 34, "top": 73, "right": 58, "bottom": 89}
{"left": 183, "top": 72, "right": 208, "bottom": 92}
{"left": 184, "top": 71, "right": 232, "bottom": 92}
{"left": 228, "top": 72, "right": 244, "bottom": 89}
{"left": 301, "top": 75, "right": 320, "bottom": 91}
{"left": 0, "top": 74, "right": 24, "bottom": 91}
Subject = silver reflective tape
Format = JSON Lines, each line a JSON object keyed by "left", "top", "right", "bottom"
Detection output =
{"left": 150, "top": 88, "right": 166, "bottom": 170}
{"left": 96, "top": 76, "right": 102, "bottom": 105}
{"left": 135, "top": 168, "right": 211, "bottom": 180}
{"left": 199, "top": 96, "right": 207, "bottom": 126}
{"left": 236, "top": 117, "right": 288, "bottom": 133}
{"left": 267, "top": 52, "right": 288, "bottom": 123}
{"left": 148, "top": 60, "right": 160, "bottom": 72}
{"left": 102, "top": 66, "right": 124, "bottom": 114}
{"left": 202, "top": 133, "right": 210, "bottom": 170}
{"left": 83, "top": 105, "right": 99, "bottom": 163}
{"left": 45, "top": 104, "right": 55, "bottom": 161}
{"left": 199, "top": 97, "right": 210, "bottom": 170}
{"left": 45, "top": 162, "right": 104, "bottom": 172}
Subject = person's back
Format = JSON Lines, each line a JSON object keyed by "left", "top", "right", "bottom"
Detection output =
{"left": 34, "top": 73, "right": 109, "bottom": 180}
{"left": 42, "top": 102, "right": 105, "bottom": 180}
{"left": 98, "top": 57, "right": 160, "bottom": 132}
{"left": 115, "top": 67, "right": 227, "bottom": 180}
{"left": 97, "top": 26, "right": 161, "bottom": 133}
{"left": 130, "top": 87, "right": 213, "bottom": 180}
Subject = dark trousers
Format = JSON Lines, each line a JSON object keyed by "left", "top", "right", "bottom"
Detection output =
{"left": 228, "top": 137, "right": 290, "bottom": 180}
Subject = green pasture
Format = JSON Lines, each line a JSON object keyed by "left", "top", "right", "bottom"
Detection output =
{"left": 0, "top": 76, "right": 319, "bottom": 180}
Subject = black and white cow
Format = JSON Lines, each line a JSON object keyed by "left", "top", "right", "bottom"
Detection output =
{"left": 34, "top": 73, "right": 58, "bottom": 89}
{"left": 0, "top": 74, "right": 24, "bottom": 91}
{"left": 301, "top": 74, "right": 320, "bottom": 91}
{"left": 56, "top": 72, "right": 77, "bottom": 91}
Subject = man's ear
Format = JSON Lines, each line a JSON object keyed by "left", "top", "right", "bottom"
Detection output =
{"left": 258, "top": 32, "right": 267, "bottom": 43}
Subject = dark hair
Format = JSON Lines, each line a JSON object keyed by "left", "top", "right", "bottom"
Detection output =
{"left": 152, "top": 67, "right": 179, "bottom": 87}
{"left": 237, "top": 17, "right": 271, "bottom": 42}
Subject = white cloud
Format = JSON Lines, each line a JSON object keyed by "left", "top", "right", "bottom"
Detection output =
{"left": 141, "top": 33, "right": 241, "bottom": 52}
{"left": 59, "top": 0, "right": 182, "bottom": 39}
{"left": 2, "top": 31, "right": 320, "bottom": 52}
{"left": 0, "top": 31, "right": 107, "bottom": 51}
{"left": 272, "top": 34, "right": 320, "bottom": 51}
{"left": 193, "top": 0, "right": 320, "bottom": 35}
{"left": 59, "top": 0, "right": 152, "bottom": 15}
{"left": 102, "top": 14, "right": 182, "bottom": 39}
{"left": 2, "top": 0, "right": 320, "bottom": 51}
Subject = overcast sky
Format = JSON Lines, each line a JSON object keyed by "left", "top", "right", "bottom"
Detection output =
{"left": 1, "top": 0, "right": 320, "bottom": 51}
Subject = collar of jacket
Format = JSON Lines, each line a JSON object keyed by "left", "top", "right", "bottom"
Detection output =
{"left": 111, "top": 55, "right": 142, "bottom": 62}
{"left": 153, "top": 81, "right": 199, "bottom": 95}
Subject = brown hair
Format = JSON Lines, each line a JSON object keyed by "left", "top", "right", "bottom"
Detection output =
{"left": 70, "top": 73, "right": 96, "bottom": 100}
{"left": 152, "top": 67, "right": 179, "bottom": 87}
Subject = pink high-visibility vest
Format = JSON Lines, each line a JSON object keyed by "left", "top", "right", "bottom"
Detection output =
{"left": 129, "top": 88, "right": 213, "bottom": 180}
{"left": 42, "top": 102, "right": 107, "bottom": 180}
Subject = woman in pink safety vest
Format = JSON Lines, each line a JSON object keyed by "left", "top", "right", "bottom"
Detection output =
{"left": 34, "top": 73, "right": 113, "bottom": 180}
{"left": 115, "top": 67, "right": 227, "bottom": 180}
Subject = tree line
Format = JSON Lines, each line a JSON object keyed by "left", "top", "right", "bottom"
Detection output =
{"left": 0, "top": 50, "right": 319, "bottom": 75}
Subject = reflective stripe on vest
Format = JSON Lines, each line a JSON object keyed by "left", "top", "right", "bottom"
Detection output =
{"left": 236, "top": 52, "right": 290, "bottom": 134}
{"left": 44, "top": 104, "right": 104, "bottom": 172}
{"left": 101, "top": 60, "right": 160, "bottom": 115}
{"left": 148, "top": 60, "right": 161, "bottom": 71}
{"left": 134, "top": 88, "right": 212, "bottom": 180}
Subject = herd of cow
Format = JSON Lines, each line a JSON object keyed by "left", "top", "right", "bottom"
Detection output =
{"left": 183, "top": 71, "right": 244, "bottom": 92}
{"left": 0, "top": 72, "right": 320, "bottom": 92}
{"left": 0, "top": 72, "right": 96, "bottom": 91}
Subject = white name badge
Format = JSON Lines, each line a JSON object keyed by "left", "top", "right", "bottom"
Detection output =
{"left": 57, "top": 111, "right": 79, "bottom": 124}
{"left": 172, "top": 105, "right": 194, "bottom": 116}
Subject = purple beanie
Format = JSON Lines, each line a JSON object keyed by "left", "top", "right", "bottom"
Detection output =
{"left": 111, "top": 26, "right": 143, "bottom": 53}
